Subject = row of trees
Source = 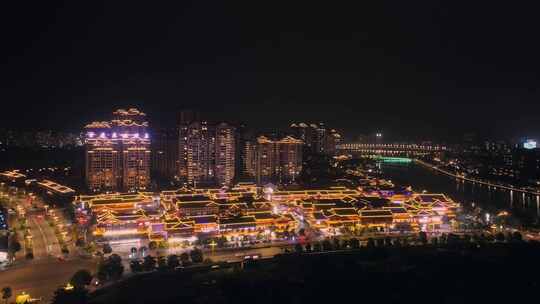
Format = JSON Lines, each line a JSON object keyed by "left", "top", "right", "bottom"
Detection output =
{"left": 292, "top": 231, "right": 526, "bottom": 253}
{"left": 130, "top": 248, "right": 206, "bottom": 273}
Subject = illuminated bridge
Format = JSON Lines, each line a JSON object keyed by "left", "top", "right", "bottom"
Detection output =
{"left": 337, "top": 143, "right": 447, "bottom": 157}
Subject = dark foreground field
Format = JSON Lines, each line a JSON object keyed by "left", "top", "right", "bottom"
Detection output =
{"left": 90, "top": 242, "right": 540, "bottom": 304}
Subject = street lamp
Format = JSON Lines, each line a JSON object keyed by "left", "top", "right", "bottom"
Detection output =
{"left": 209, "top": 240, "right": 217, "bottom": 254}
{"left": 64, "top": 283, "right": 74, "bottom": 291}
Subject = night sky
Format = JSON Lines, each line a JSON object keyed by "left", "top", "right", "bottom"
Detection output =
{"left": 2, "top": 1, "right": 540, "bottom": 141}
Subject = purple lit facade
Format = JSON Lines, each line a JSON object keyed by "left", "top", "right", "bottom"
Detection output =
{"left": 85, "top": 108, "right": 151, "bottom": 192}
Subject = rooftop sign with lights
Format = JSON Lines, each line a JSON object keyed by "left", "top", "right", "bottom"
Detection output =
{"left": 524, "top": 139, "right": 537, "bottom": 150}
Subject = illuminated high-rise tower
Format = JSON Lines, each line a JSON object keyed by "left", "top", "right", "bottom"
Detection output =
{"left": 255, "top": 135, "right": 303, "bottom": 184}
{"left": 186, "top": 121, "right": 216, "bottom": 186}
{"left": 85, "top": 108, "right": 151, "bottom": 192}
{"left": 290, "top": 122, "right": 341, "bottom": 155}
{"left": 215, "top": 123, "right": 236, "bottom": 186}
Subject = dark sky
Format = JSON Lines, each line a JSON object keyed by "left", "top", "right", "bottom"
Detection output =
{"left": 2, "top": 1, "right": 540, "bottom": 141}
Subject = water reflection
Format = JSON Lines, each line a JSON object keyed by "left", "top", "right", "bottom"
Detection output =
{"left": 380, "top": 162, "right": 539, "bottom": 225}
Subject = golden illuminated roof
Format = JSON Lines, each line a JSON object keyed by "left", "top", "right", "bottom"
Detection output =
{"left": 111, "top": 119, "right": 149, "bottom": 127}
{"left": 85, "top": 121, "right": 111, "bottom": 129}
{"left": 278, "top": 136, "right": 303, "bottom": 144}
{"left": 37, "top": 179, "right": 75, "bottom": 194}
{"left": 257, "top": 136, "right": 273, "bottom": 144}
{"left": 0, "top": 170, "right": 26, "bottom": 179}
{"left": 113, "top": 108, "right": 146, "bottom": 116}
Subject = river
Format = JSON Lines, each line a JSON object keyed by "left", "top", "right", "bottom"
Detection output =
{"left": 380, "top": 162, "right": 540, "bottom": 227}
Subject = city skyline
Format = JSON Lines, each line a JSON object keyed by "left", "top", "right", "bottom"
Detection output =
{"left": 3, "top": 2, "right": 540, "bottom": 304}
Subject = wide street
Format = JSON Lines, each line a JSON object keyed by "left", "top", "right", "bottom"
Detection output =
{"left": 27, "top": 213, "right": 61, "bottom": 259}
{"left": 0, "top": 257, "right": 98, "bottom": 302}
{"left": 0, "top": 186, "right": 90, "bottom": 301}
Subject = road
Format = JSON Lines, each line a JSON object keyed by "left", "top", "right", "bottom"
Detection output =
{"left": 0, "top": 257, "right": 98, "bottom": 302}
{"left": 109, "top": 239, "right": 290, "bottom": 264}
{"left": 0, "top": 187, "right": 91, "bottom": 301}
{"left": 27, "top": 213, "right": 60, "bottom": 258}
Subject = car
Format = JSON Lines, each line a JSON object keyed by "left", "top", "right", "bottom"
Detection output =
{"left": 244, "top": 254, "right": 261, "bottom": 260}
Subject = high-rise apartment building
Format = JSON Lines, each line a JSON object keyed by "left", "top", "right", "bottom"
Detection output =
{"left": 175, "top": 109, "right": 237, "bottom": 187}
{"left": 254, "top": 135, "right": 303, "bottom": 185}
{"left": 177, "top": 110, "right": 200, "bottom": 183}
{"left": 290, "top": 123, "right": 314, "bottom": 147}
{"left": 325, "top": 129, "right": 342, "bottom": 155}
{"left": 186, "top": 121, "right": 216, "bottom": 186}
{"left": 243, "top": 139, "right": 257, "bottom": 178}
{"left": 290, "top": 122, "right": 341, "bottom": 155}
{"left": 85, "top": 108, "right": 151, "bottom": 192}
{"left": 215, "top": 123, "right": 236, "bottom": 185}
{"left": 151, "top": 128, "right": 178, "bottom": 181}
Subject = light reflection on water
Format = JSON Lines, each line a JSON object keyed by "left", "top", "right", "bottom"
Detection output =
{"left": 380, "top": 162, "right": 539, "bottom": 225}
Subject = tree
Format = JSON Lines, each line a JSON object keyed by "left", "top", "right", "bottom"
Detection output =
{"left": 102, "top": 243, "right": 112, "bottom": 254}
{"left": 98, "top": 254, "right": 124, "bottom": 281}
{"left": 9, "top": 240, "right": 21, "bottom": 253}
{"left": 97, "top": 269, "right": 108, "bottom": 282}
{"left": 148, "top": 241, "right": 158, "bottom": 250}
{"left": 511, "top": 231, "right": 523, "bottom": 242}
{"left": 180, "top": 252, "right": 190, "bottom": 265}
{"left": 440, "top": 233, "right": 448, "bottom": 244}
{"left": 495, "top": 232, "right": 505, "bottom": 242}
{"left": 294, "top": 243, "right": 304, "bottom": 253}
{"left": 402, "top": 238, "right": 409, "bottom": 247}
{"left": 51, "top": 286, "right": 88, "bottom": 304}
{"left": 142, "top": 255, "right": 157, "bottom": 271}
{"left": 322, "top": 239, "right": 333, "bottom": 251}
{"left": 190, "top": 248, "right": 204, "bottom": 263}
{"left": 157, "top": 256, "right": 167, "bottom": 271}
{"left": 70, "top": 269, "right": 92, "bottom": 288}
{"left": 167, "top": 255, "right": 180, "bottom": 269}
{"left": 217, "top": 236, "right": 228, "bottom": 248}
{"left": 350, "top": 238, "right": 360, "bottom": 249}
{"left": 332, "top": 238, "right": 341, "bottom": 250}
{"left": 1, "top": 287, "right": 11, "bottom": 304}
{"left": 418, "top": 231, "right": 428, "bottom": 246}
{"left": 75, "top": 238, "right": 85, "bottom": 247}
{"left": 130, "top": 260, "right": 143, "bottom": 273}
{"left": 446, "top": 234, "right": 459, "bottom": 247}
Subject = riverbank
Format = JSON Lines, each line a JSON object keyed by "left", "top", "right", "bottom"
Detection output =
{"left": 415, "top": 159, "right": 540, "bottom": 196}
